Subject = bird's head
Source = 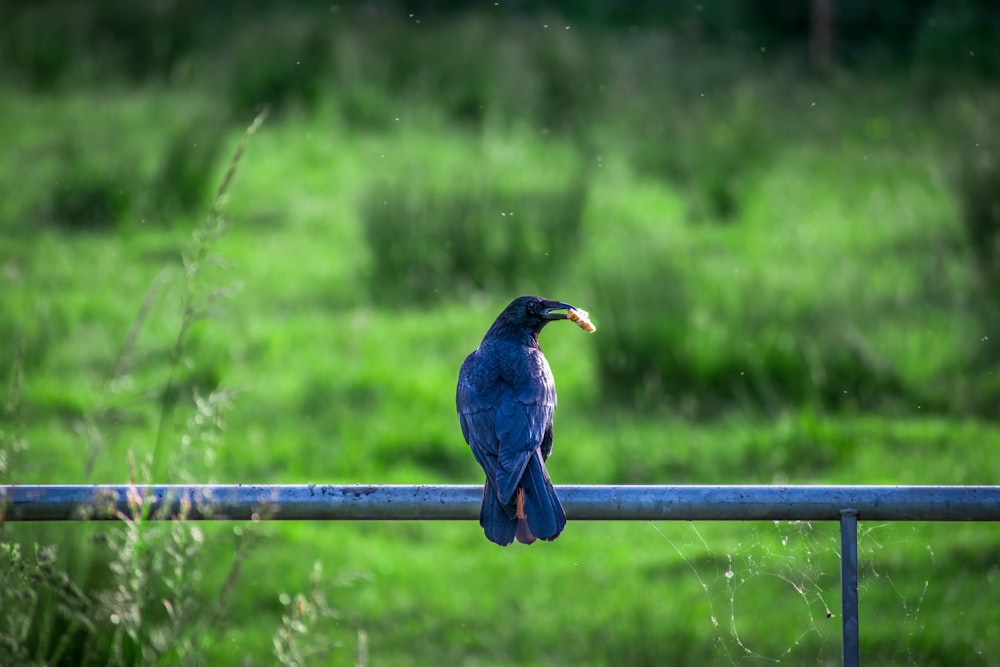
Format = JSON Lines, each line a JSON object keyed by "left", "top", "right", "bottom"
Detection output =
{"left": 485, "top": 295, "right": 580, "bottom": 343}
{"left": 512, "top": 295, "right": 575, "bottom": 324}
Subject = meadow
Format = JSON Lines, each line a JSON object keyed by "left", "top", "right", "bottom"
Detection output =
{"left": 2, "top": 9, "right": 1000, "bottom": 666}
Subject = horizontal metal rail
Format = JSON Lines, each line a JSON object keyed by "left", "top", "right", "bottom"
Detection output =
{"left": 4, "top": 483, "right": 999, "bottom": 667}
{"left": 3, "top": 484, "right": 999, "bottom": 522}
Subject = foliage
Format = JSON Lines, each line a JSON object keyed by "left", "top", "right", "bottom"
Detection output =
{"left": 47, "top": 139, "right": 137, "bottom": 232}
{"left": 362, "top": 169, "right": 587, "bottom": 304}
{"left": 272, "top": 562, "right": 342, "bottom": 667}
{"left": 2, "top": 10, "right": 1000, "bottom": 666}
{"left": 627, "top": 83, "right": 774, "bottom": 223}
{"left": 592, "top": 259, "right": 891, "bottom": 415}
{"left": 222, "top": 18, "right": 330, "bottom": 117}
{"left": 1, "top": 112, "right": 349, "bottom": 666}
{"left": 2, "top": 0, "right": 997, "bottom": 90}
{"left": 952, "top": 94, "right": 1000, "bottom": 348}
{"left": 148, "top": 119, "right": 228, "bottom": 219}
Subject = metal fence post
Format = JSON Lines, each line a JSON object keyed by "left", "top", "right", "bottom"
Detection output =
{"left": 840, "top": 509, "right": 860, "bottom": 667}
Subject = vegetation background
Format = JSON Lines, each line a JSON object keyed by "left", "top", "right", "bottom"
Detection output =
{"left": 1, "top": 0, "right": 999, "bottom": 664}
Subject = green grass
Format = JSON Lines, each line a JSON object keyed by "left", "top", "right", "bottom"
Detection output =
{"left": 2, "top": 36, "right": 1000, "bottom": 666}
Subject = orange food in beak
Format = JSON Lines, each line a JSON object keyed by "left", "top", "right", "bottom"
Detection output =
{"left": 567, "top": 307, "right": 596, "bottom": 333}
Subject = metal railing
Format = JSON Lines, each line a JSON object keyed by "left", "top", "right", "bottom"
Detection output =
{"left": 4, "top": 484, "right": 1000, "bottom": 667}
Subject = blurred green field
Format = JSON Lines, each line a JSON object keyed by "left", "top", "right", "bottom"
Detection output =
{"left": 3, "top": 10, "right": 1000, "bottom": 666}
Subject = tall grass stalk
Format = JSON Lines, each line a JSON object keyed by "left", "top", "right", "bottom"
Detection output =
{"left": 0, "top": 337, "right": 25, "bottom": 500}
{"left": 272, "top": 561, "right": 341, "bottom": 667}
{"left": 150, "top": 109, "right": 268, "bottom": 483}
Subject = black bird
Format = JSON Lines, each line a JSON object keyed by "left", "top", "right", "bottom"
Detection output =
{"left": 457, "top": 295, "right": 593, "bottom": 546}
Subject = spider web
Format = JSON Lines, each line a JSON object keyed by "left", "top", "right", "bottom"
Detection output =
{"left": 648, "top": 519, "right": 999, "bottom": 666}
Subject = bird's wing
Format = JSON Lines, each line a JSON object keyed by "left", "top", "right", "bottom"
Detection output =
{"left": 459, "top": 409, "right": 499, "bottom": 483}
{"left": 494, "top": 389, "right": 554, "bottom": 504}
{"left": 457, "top": 353, "right": 502, "bottom": 488}
{"left": 458, "top": 346, "right": 557, "bottom": 505}
{"left": 493, "top": 347, "right": 557, "bottom": 504}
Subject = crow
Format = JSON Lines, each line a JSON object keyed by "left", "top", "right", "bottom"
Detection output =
{"left": 457, "top": 295, "right": 593, "bottom": 546}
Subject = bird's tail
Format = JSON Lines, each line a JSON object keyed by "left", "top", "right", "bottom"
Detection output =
{"left": 480, "top": 478, "right": 517, "bottom": 546}
{"left": 518, "top": 451, "right": 566, "bottom": 543}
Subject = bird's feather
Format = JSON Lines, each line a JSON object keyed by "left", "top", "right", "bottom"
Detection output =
{"left": 520, "top": 449, "right": 566, "bottom": 541}
{"left": 480, "top": 478, "right": 517, "bottom": 546}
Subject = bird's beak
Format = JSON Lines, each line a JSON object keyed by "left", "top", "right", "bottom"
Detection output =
{"left": 541, "top": 300, "right": 574, "bottom": 320}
